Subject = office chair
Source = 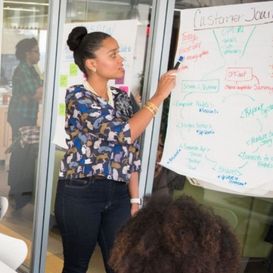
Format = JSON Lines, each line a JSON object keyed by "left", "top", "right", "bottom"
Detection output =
{"left": 0, "top": 196, "right": 8, "bottom": 220}
{"left": 0, "top": 260, "right": 18, "bottom": 273}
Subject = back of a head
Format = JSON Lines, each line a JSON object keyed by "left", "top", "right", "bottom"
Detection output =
{"left": 15, "top": 38, "right": 38, "bottom": 61}
{"left": 110, "top": 195, "right": 240, "bottom": 273}
{"left": 66, "top": 26, "right": 111, "bottom": 74}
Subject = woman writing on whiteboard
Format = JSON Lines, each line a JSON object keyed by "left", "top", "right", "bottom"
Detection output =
{"left": 54, "top": 26, "right": 177, "bottom": 273}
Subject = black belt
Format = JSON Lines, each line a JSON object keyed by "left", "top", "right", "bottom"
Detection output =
{"left": 60, "top": 176, "right": 107, "bottom": 186}
{"left": 60, "top": 175, "right": 105, "bottom": 181}
{"left": 70, "top": 175, "right": 106, "bottom": 181}
{"left": 89, "top": 175, "right": 106, "bottom": 181}
{"left": 60, "top": 176, "right": 125, "bottom": 185}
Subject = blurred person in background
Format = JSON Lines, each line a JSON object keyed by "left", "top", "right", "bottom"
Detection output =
{"left": 7, "top": 38, "right": 43, "bottom": 211}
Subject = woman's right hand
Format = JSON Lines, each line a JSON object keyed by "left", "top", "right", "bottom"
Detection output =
{"left": 154, "top": 69, "right": 177, "bottom": 101}
{"left": 128, "top": 69, "right": 177, "bottom": 142}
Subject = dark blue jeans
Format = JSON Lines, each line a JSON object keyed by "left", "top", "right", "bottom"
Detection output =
{"left": 54, "top": 177, "right": 131, "bottom": 273}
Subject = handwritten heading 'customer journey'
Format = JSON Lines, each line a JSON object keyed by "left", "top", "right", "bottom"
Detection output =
{"left": 161, "top": 1, "right": 273, "bottom": 197}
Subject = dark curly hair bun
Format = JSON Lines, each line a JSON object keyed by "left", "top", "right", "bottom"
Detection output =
{"left": 67, "top": 26, "right": 88, "bottom": 51}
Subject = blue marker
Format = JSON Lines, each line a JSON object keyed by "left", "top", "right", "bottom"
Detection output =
{"left": 173, "top": 55, "right": 184, "bottom": 69}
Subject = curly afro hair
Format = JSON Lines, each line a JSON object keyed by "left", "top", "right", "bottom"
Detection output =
{"left": 109, "top": 195, "right": 240, "bottom": 273}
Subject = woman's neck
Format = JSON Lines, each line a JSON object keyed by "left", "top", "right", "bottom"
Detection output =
{"left": 87, "top": 77, "right": 108, "bottom": 100}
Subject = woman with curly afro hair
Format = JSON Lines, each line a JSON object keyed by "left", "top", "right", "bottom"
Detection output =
{"left": 109, "top": 194, "right": 240, "bottom": 273}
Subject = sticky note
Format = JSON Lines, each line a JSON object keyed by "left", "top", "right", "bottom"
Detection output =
{"left": 59, "top": 75, "right": 68, "bottom": 87}
{"left": 70, "top": 63, "right": 78, "bottom": 76}
{"left": 118, "top": 86, "right": 128, "bottom": 93}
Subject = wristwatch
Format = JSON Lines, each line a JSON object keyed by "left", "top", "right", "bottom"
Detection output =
{"left": 130, "top": 198, "right": 142, "bottom": 205}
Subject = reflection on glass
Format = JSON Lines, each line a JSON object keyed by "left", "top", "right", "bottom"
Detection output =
{"left": 152, "top": 1, "right": 273, "bottom": 273}
{"left": 7, "top": 38, "right": 43, "bottom": 211}
{"left": 0, "top": 1, "right": 48, "bottom": 272}
{"left": 152, "top": 134, "right": 186, "bottom": 197}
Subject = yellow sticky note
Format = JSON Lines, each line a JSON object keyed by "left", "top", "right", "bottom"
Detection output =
{"left": 70, "top": 63, "right": 78, "bottom": 76}
{"left": 58, "top": 103, "right": 65, "bottom": 116}
{"left": 59, "top": 75, "right": 68, "bottom": 88}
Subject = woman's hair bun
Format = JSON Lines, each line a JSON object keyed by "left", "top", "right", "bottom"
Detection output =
{"left": 67, "top": 26, "right": 88, "bottom": 51}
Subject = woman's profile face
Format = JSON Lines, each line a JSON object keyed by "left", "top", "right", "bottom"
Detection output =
{"left": 27, "top": 45, "right": 40, "bottom": 65}
{"left": 91, "top": 37, "right": 124, "bottom": 80}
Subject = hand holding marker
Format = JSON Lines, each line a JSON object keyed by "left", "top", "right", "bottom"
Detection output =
{"left": 174, "top": 55, "right": 184, "bottom": 69}
{"left": 163, "top": 56, "right": 184, "bottom": 99}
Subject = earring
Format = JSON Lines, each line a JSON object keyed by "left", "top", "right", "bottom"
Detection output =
{"left": 91, "top": 67, "right": 96, "bottom": 73}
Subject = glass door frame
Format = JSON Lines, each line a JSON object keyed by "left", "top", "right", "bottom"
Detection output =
{"left": 139, "top": 0, "right": 175, "bottom": 197}
{"left": 30, "top": 0, "right": 66, "bottom": 272}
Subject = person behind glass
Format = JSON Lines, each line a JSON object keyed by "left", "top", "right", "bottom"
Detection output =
{"left": 110, "top": 195, "right": 240, "bottom": 273}
{"left": 54, "top": 26, "right": 177, "bottom": 273}
{"left": 7, "top": 38, "right": 43, "bottom": 210}
{"left": 152, "top": 134, "right": 185, "bottom": 197}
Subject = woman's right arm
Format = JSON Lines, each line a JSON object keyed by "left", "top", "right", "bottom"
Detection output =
{"left": 69, "top": 70, "right": 177, "bottom": 146}
{"left": 129, "top": 70, "right": 177, "bottom": 143}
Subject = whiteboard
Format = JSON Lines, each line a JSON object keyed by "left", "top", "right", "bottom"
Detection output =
{"left": 161, "top": 1, "right": 273, "bottom": 197}
{"left": 53, "top": 20, "right": 138, "bottom": 148}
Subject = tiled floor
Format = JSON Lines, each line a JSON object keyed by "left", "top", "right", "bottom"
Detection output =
{"left": 0, "top": 162, "right": 105, "bottom": 273}
{"left": 1, "top": 204, "right": 106, "bottom": 273}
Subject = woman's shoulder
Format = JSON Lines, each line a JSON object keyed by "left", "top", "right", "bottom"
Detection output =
{"left": 110, "top": 86, "right": 131, "bottom": 105}
{"left": 66, "top": 84, "right": 87, "bottom": 97}
{"left": 65, "top": 84, "right": 94, "bottom": 103}
{"left": 67, "top": 84, "right": 85, "bottom": 93}
{"left": 12, "top": 62, "right": 30, "bottom": 77}
{"left": 110, "top": 86, "right": 135, "bottom": 117}
{"left": 110, "top": 86, "right": 129, "bottom": 98}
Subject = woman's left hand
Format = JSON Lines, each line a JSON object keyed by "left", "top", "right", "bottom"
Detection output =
{"left": 131, "top": 203, "right": 140, "bottom": 216}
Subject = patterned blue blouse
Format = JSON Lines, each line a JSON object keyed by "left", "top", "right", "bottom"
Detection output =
{"left": 59, "top": 84, "right": 141, "bottom": 183}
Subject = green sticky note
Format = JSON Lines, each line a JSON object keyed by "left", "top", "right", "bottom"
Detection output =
{"left": 59, "top": 103, "right": 65, "bottom": 116}
{"left": 59, "top": 75, "right": 68, "bottom": 87}
{"left": 70, "top": 63, "right": 78, "bottom": 76}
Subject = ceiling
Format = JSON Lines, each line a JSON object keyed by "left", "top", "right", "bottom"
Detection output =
{"left": 2, "top": 0, "right": 271, "bottom": 29}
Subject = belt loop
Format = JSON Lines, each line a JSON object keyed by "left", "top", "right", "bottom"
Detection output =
{"left": 90, "top": 176, "right": 96, "bottom": 183}
{"left": 91, "top": 175, "right": 107, "bottom": 182}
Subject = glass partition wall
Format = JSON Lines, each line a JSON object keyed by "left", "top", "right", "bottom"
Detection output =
{"left": 1, "top": 1, "right": 272, "bottom": 273}
{"left": 149, "top": 1, "right": 273, "bottom": 273}
{"left": 0, "top": 0, "right": 49, "bottom": 272}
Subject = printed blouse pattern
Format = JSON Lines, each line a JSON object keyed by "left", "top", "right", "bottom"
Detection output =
{"left": 59, "top": 85, "right": 141, "bottom": 182}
